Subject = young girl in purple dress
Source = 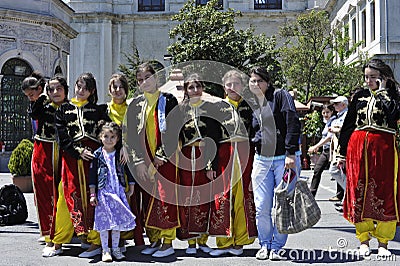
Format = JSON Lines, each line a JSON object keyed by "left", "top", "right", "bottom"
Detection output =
{"left": 89, "top": 121, "right": 136, "bottom": 262}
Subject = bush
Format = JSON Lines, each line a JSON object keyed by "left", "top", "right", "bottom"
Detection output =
{"left": 302, "top": 110, "right": 323, "bottom": 138}
{"left": 8, "top": 139, "right": 33, "bottom": 176}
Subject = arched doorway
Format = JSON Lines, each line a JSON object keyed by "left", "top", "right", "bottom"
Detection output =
{"left": 0, "top": 58, "right": 33, "bottom": 151}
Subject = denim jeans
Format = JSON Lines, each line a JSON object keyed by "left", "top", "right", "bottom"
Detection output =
{"left": 251, "top": 154, "right": 300, "bottom": 251}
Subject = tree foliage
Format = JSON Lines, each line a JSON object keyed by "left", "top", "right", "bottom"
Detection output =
{"left": 167, "top": 0, "right": 281, "bottom": 96}
{"left": 118, "top": 44, "right": 142, "bottom": 98}
{"left": 279, "top": 10, "right": 368, "bottom": 102}
{"left": 119, "top": 44, "right": 165, "bottom": 98}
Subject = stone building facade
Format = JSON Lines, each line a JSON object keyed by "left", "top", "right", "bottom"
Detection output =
{"left": 66, "top": 0, "right": 326, "bottom": 103}
{"left": 0, "top": 0, "right": 77, "bottom": 150}
{"left": 326, "top": 0, "right": 400, "bottom": 79}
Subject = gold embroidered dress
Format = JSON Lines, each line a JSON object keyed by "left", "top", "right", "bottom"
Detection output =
{"left": 124, "top": 91, "right": 180, "bottom": 244}
{"left": 209, "top": 99, "right": 257, "bottom": 246}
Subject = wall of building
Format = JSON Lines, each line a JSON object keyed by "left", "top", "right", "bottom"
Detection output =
{"left": 326, "top": 0, "right": 400, "bottom": 79}
{"left": 67, "top": 0, "right": 327, "bottom": 102}
{"left": 0, "top": 0, "right": 77, "bottom": 78}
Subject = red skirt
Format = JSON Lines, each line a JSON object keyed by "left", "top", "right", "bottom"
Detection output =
{"left": 208, "top": 142, "right": 257, "bottom": 237}
{"left": 144, "top": 152, "right": 180, "bottom": 230}
{"left": 61, "top": 138, "right": 99, "bottom": 235}
{"left": 343, "top": 130, "right": 400, "bottom": 223}
{"left": 177, "top": 145, "right": 211, "bottom": 240}
{"left": 31, "top": 140, "right": 59, "bottom": 237}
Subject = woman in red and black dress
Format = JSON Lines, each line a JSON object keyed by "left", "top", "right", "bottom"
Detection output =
{"left": 338, "top": 59, "right": 400, "bottom": 257}
{"left": 124, "top": 63, "right": 180, "bottom": 258}
{"left": 24, "top": 74, "right": 70, "bottom": 256}
{"left": 55, "top": 72, "right": 110, "bottom": 258}
{"left": 209, "top": 70, "right": 257, "bottom": 256}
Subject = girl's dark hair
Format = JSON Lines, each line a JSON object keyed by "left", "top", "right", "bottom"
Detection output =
{"left": 30, "top": 71, "right": 46, "bottom": 89}
{"left": 108, "top": 74, "right": 129, "bottom": 100}
{"left": 249, "top": 66, "right": 270, "bottom": 83}
{"left": 363, "top": 59, "right": 399, "bottom": 90}
{"left": 75, "top": 72, "right": 98, "bottom": 104}
{"left": 182, "top": 73, "right": 204, "bottom": 103}
{"left": 322, "top": 104, "right": 335, "bottom": 113}
{"left": 97, "top": 120, "right": 122, "bottom": 150}
{"left": 21, "top": 71, "right": 46, "bottom": 92}
{"left": 47, "top": 74, "right": 69, "bottom": 102}
{"left": 136, "top": 62, "right": 156, "bottom": 78}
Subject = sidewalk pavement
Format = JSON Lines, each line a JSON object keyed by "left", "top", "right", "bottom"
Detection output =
{"left": 0, "top": 171, "right": 399, "bottom": 265}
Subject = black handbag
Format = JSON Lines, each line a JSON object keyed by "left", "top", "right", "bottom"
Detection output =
{"left": 275, "top": 170, "right": 321, "bottom": 234}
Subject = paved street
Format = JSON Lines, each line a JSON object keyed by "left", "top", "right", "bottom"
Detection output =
{"left": 1, "top": 170, "right": 399, "bottom": 265}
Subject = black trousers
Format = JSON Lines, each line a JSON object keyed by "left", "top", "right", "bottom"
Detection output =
{"left": 310, "top": 150, "right": 330, "bottom": 196}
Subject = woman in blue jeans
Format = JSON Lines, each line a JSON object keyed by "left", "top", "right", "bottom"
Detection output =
{"left": 248, "top": 66, "right": 301, "bottom": 260}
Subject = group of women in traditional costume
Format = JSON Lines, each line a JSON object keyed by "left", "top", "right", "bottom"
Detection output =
{"left": 123, "top": 64, "right": 301, "bottom": 260}
{"left": 24, "top": 58, "right": 399, "bottom": 261}
{"left": 23, "top": 63, "right": 301, "bottom": 261}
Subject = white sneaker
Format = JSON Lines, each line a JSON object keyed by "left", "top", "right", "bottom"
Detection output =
{"left": 228, "top": 247, "right": 243, "bottom": 256}
{"left": 185, "top": 247, "right": 197, "bottom": 254}
{"left": 141, "top": 242, "right": 160, "bottom": 255}
{"left": 112, "top": 247, "right": 126, "bottom": 260}
{"left": 378, "top": 247, "right": 392, "bottom": 257}
{"left": 255, "top": 247, "right": 269, "bottom": 260}
{"left": 102, "top": 250, "right": 112, "bottom": 262}
{"left": 359, "top": 244, "right": 371, "bottom": 256}
{"left": 42, "top": 244, "right": 54, "bottom": 252}
{"left": 79, "top": 247, "right": 102, "bottom": 258}
{"left": 270, "top": 251, "right": 284, "bottom": 261}
{"left": 42, "top": 247, "right": 63, "bottom": 257}
{"left": 152, "top": 247, "right": 175, "bottom": 258}
{"left": 209, "top": 248, "right": 230, "bottom": 257}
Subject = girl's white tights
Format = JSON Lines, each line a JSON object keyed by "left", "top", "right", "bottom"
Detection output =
{"left": 100, "top": 230, "right": 121, "bottom": 251}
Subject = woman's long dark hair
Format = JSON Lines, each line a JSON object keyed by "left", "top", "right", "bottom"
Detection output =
{"left": 47, "top": 75, "right": 69, "bottom": 102}
{"left": 363, "top": 59, "right": 399, "bottom": 90}
{"left": 76, "top": 72, "right": 98, "bottom": 104}
{"left": 108, "top": 73, "right": 129, "bottom": 101}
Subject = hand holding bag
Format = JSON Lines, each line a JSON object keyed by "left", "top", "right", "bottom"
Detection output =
{"left": 275, "top": 169, "right": 321, "bottom": 234}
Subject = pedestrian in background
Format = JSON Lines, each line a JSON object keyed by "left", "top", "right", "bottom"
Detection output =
{"left": 338, "top": 58, "right": 400, "bottom": 257}
{"left": 308, "top": 104, "right": 336, "bottom": 197}
{"left": 327, "top": 96, "right": 348, "bottom": 203}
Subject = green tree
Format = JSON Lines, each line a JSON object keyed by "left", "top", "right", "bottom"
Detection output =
{"left": 279, "top": 10, "right": 367, "bottom": 102}
{"left": 168, "top": 0, "right": 281, "bottom": 96}
{"left": 119, "top": 44, "right": 142, "bottom": 98}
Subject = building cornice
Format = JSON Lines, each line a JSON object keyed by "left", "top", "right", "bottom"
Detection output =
{"left": 0, "top": 9, "right": 78, "bottom": 39}
{"left": 54, "top": 0, "right": 75, "bottom": 15}
{"left": 71, "top": 9, "right": 301, "bottom": 24}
